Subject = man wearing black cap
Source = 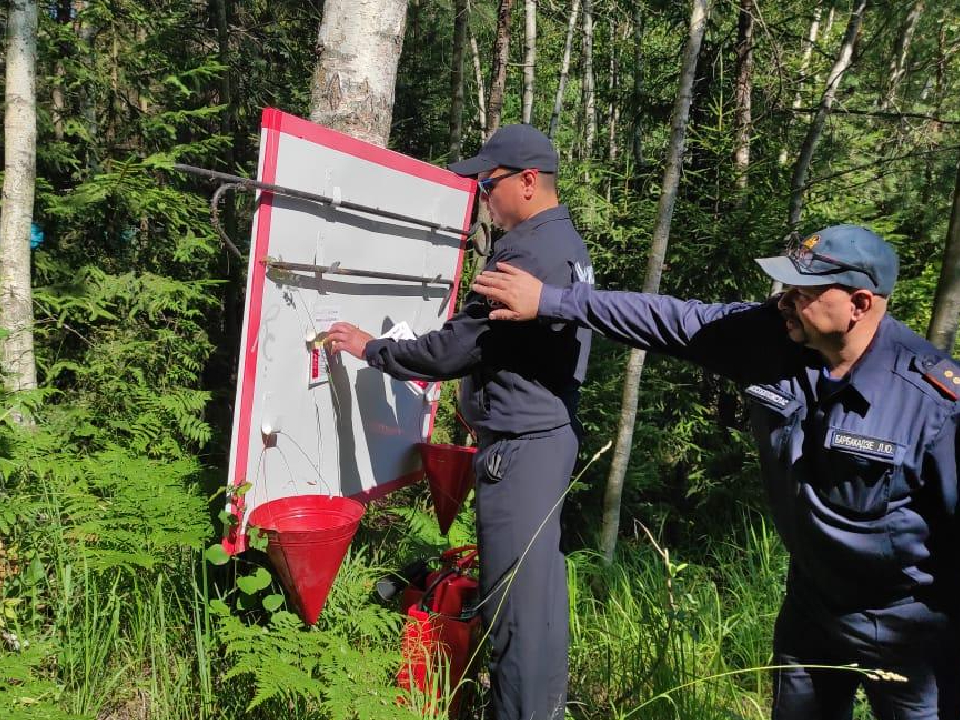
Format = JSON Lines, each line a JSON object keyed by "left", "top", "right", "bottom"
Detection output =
{"left": 328, "top": 123, "right": 593, "bottom": 720}
{"left": 472, "top": 224, "right": 960, "bottom": 719}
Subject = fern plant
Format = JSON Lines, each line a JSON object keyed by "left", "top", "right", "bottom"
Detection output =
{"left": 0, "top": 642, "right": 91, "bottom": 720}
{"left": 213, "top": 547, "right": 417, "bottom": 720}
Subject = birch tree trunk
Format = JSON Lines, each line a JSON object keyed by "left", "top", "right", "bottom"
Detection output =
{"left": 779, "top": 3, "right": 821, "bottom": 166}
{"left": 487, "top": 0, "right": 515, "bottom": 137}
{"left": 600, "top": 0, "right": 709, "bottom": 563}
{"left": 449, "top": 0, "right": 469, "bottom": 161}
{"left": 823, "top": 4, "right": 837, "bottom": 41}
{"left": 786, "top": 0, "right": 866, "bottom": 231}
{"left": 607, "top": 17, "right": 620, "bottom": 164}
{"left": 928, "top": 156, "right": 960, "bottom": 352}
{"left": 733, "top": 0, "right": 754, "bottom": 190}
{"left": 581, "top": 0, "right": 596, "bottom": 164}
{"left": 0, "top": 0, "right": 39, "bottom": 395}
{"left": 522, "top": 0, "right": 537, "bottom": 124}
{"left": 309, "top": 0, "right": 408, "bottom": 148}
{"left": 548, "top": 0, "right": 581, "bottom": 140}
{"left": 879, "top": 0, "right": 923, "bottom": 111}
{"left": 468, "top": 17, "right": 487, "bottom": 141}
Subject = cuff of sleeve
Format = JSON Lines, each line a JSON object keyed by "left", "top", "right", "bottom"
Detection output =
{"left": 538, "top": 285, "right": 566, "bottom": 319}
{"left": 363, "top": 339, "right": 386, "bottom": 366}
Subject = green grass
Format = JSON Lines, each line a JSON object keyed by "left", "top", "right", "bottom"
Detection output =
{"left": 2, "top": 418, "right": 803, "bottom": 720}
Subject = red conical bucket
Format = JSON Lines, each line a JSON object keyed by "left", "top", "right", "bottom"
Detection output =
{"left": 247, "top": 495, "right": 365, "bottom": 624}
{"left": 418, "top": 443, "right": 477, "bottom": 535}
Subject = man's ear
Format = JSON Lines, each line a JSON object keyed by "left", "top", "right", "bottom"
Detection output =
{"left": 521, "top": 169, "right": 538, "bottom": 199}
{"left": 850, "top": 289, "right": 874, "bottom": 319}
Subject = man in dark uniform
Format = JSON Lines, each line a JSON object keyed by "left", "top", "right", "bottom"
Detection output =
{"left": 327, "top": 123, "right": 593, "bottom": 720}
{"left": 472, "top": 224, "right": 960, "bottom": 720}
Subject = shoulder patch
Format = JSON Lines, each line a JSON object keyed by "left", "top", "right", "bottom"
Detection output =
{"left": 922, "top": 358, "right": 960, "bottom": 401}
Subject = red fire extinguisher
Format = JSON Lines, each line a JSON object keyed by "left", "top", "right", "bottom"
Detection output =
{"left": 397, "top": 545, "right": 482, "bottom": 718}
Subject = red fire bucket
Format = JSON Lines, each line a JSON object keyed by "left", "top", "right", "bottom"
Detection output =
{"left": 247, "top": 495, "right": 365, "bottom": 624}
{"left": 418, "top": 443, "right": 477, "bottom": 535}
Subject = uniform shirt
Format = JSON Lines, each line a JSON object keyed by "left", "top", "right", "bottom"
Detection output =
{"left": 364, "top": 205, "right": 592, "bottom": 436}
{"left": 539, "top": 283, "right": 960, "bottom": 611}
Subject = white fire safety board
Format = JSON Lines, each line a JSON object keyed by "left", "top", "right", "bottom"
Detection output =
{"left": 224, "top": 109, "right": 476, "bottom": 552}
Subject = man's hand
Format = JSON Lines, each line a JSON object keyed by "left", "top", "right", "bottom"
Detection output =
{"left": 326, "top": 322, "right": 374, "bottom": 359}
{"left": 472, "top": 262, "right": 543, "bottom": 321}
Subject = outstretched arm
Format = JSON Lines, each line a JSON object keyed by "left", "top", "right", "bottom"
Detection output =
{"left": 474, "top": 262, "right": 794, "bottom": 381}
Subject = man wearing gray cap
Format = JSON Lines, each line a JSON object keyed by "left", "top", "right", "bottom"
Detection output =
{"left": 473, "top": 224, "right": 960, "bottom": 719}
{"left": 328, "top": 124, "right": 593, "bottom": 719}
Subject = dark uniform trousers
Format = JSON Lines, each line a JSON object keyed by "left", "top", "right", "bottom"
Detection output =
{"left": 474, "top": 424, "right": 578, "bottom": 720}
{"left": 772, "top": 591, "right": 960, "bottom": 720}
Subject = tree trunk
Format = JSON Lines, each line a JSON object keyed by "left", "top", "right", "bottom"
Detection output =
{"left": 522, "top": 0, "right": 537, "bottom": 124}
{"left": 600, "top": 0, "right": 709, "bottom": 563}
{"left": 630, "top": 3, "right": 643, "bottom": 171}
{"left": 581, "top": 0, "right": 596, "bottom": 165}
{"left": 79, "top": 3, "right": 99, "bottom": 172}
{"left": 607, "top": 17, "right": 620, "bottom": 164}
{"left": 786, "top": 0, "right": 866, "bottom": 231}
{"left": 548, "top": 0, "right": 581, "bottom": 140}
{"left": 733, "top": 0, "right": 754, "bottom": 190}
{"left": 879, "top": 0, "right": 923, "bottom": 111}
{"left": 799, "top": 3, "right": 822, "bottom": 99}
{"left": 449, "top": 0, "right": 469, "bottom": 161}
{"left": 216, "top": 0, "right": 240, "bottom": 333}
{"left": 309, "top": 0, "right": 408, "bottom": 148}
{"left": 468, "top": 15, "right": 487, "bottom": 141}
{"left": 52, "top": 0, "right": 72, "bottom": 141}
{"left": 823, "top": 4, "right": 836, "bottom": 37}
{"left": 927, "top": 156, "right": 960, "bottom": 352}
{"left": 779, "top": 2, "right": 822, "bottom": 166}
{"left": 487, "top": 0, "right": 514, "bottom": 137}
{"left": 0, "top": 0, "right": 39, "bottom": 396}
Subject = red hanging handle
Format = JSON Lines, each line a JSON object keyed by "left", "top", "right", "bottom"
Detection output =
{"left": 440, "top": 544, "right": 478, "bottom": 571}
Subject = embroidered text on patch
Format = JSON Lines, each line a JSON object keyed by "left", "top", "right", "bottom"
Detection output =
{"left": 745, "top": 385, "right": 791, "bottom": 408}
{"left": 829, "top": 431, "right": 897, "bottom": 460}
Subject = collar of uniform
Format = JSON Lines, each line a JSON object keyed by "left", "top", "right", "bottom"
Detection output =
{"left": 829, "top": 314, "right": 898, "bottom": 406}
{"left": 504, "top": 204, "right": 571, "bottom": 237}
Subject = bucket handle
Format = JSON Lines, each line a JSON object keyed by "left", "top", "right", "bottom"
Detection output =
{"left": 248, "top": 438, "right": 335, "bottom": 530}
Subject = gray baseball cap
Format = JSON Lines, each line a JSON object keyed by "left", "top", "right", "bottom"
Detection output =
{"left": 755, "top": 225, "right": 899, "bottom": 295}
{"left": 448, "top": 123, "right": 559, "bottom": 176}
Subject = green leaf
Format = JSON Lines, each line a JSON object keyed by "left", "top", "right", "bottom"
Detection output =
{"left": 25, "top": 557, "right": 45, "bottom": 586}
{"left": 248, "top": 527, "right": 269, "bottom": 551}
{"left": 208, "top": 599, "right": 231, "bottom": 616}
{"left": 262, "top": 593, "right": 285, "bottom": 612}
{"left": 237, "top": 566, "right": 272, "bottom": 595}
{"left": 205, "top": 544, "right": 230, "bottom": 566}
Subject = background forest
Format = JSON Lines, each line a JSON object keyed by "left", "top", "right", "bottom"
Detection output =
{"left": 1, "top": 0, "right": 958, "bottom": 718}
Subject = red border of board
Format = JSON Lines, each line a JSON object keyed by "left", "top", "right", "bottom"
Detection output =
{"left": 225, "top": 108, "right": 477, "bottom": 552}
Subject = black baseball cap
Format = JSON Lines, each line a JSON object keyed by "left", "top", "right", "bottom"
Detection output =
{"left": 755, "top": 225, "right": 899, "bottom": 296}
{"left": 448, "top": 123, "right": 559, "bottom": 176}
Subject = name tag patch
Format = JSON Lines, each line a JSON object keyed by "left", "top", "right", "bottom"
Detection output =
{"left": 828, "top": 430, "right": 898, "bottom": 461}
{"left": 745, "top": 384, "right": 792, "bottom": 409}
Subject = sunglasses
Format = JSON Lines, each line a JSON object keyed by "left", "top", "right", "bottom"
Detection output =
{"left": 477, "top": 168, "right": 526, "bottom": 197}
{"left": 785, "top": 236, "right": 878, "bottom": 288}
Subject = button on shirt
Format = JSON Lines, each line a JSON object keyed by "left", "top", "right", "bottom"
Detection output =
{"left": 538, "top": 283, "right": 960, "bottom": 611}
{"left": 364, "top": 205, "right": 593, "bottom": 436}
